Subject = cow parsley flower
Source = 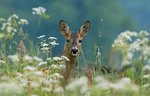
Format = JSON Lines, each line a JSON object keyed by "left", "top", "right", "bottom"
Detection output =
{"left": 112, "top": 30, "right": 137, "bottom": 47}
{"left": 33, "top": 56, "right": 43, "bottom": 62}
{"left": 38, "top": 62, "right": 47, "bottom": 67}
{"left": 0, "top": 33, "right": 5, "bottom": 39}
{"left": 61, "top": 55, "right": 70, "bottom": 61}
{"left": 139, "top": 30, "right": 149, "bottom": 36}
{"left": 52, "top": 73, "right": 63, "bottom": 79}
{"left": 41, "top": 87, "right": 51, "bottom": 92}
{"left": 18, "top": 19, "right": 28, "bottom": 25}
{"left": 0, "top": 82, "right": 23, "bottom": 95}
{"left": 50, "top": 41, "right": 59, "bottom": 46}
{"left": 8, "top": 14, "right": 19, "bottom": 22}
{"left": 53, "top": 56, "right": 62, "bottom": 61}
{"left": 41, "top": 43, "right": 49, "bottom": 47}
{"left": 48, "top": 37, "right": 57, "bottom": 40}
{"left": 32, "top": 7, "right": 46, "bottom": 15}
{"left": 23, "top": 66, "right": 37, "bottom": 71}
{"left": 30, "top": 81, "right": 40, "bottom": 88}
{"left": 23, "top": 55, "right": 33, "bottom": 62}
{"left": 8, "top": 55, "right": 19, "bottom": 62}
{"left": 0, "top": 18, "right": 5, "bottom": 22}
{"left": 37, "top": 35, "right": 45, "bottom": 39}
{"left": 0, "top": 60, "right": 6, "bottom": 64}
{"left": 67, "top": 76, "right": 88, "bottom": 94}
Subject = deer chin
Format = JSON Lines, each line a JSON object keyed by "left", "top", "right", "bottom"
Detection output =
{"left": 71, "top": 52, "right": 78, "bottom": 56}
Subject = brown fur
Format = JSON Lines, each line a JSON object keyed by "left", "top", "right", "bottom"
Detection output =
{"left": 60, "top": 20, "right": 90, "bottom": 81}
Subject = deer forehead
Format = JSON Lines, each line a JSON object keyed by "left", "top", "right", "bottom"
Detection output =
{"left": 66, "top": 32, "right": 83, "bottom": 40}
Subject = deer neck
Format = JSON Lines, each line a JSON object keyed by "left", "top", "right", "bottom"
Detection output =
{"left": 63, "top": 48, "right": 78, "bottom": 81}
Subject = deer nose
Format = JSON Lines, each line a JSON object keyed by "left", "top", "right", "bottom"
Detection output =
{"left": 71, "top": 47, "right": 78, "bottom": 56}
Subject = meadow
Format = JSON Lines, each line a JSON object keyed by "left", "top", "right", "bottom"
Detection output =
{"left": 0, "top": 7, "right": 150, "bottom": 96}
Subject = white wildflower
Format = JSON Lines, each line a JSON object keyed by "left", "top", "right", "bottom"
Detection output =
{"left": 10, "top": 14, "right": 19, "bottom": 19}
{"left": 37, "top": 35, "right": 45, "bottom": 39}
{"left": 42, "top": 87, "right": 51, "bottom": 92}
{"left": 8, "top": 54, "right": 19, "bottom": 62}
{"left": 50, "top": 41, "right": 59, "bottom": 46}
{"left": 0, "top": 76, "right": 9, "bottom": 81}
{"left": 0, "top": 82, "right": 23, "bottom": 95}
{"left": 48, "top": 37, "right": 57, "bottom": 40}
{"left": 53, "top": 56, "right": 62, "bottom": 61}
{"left": 42, "top": 43, "right": 49, "bottom": 47}
{"left": 139, "top": 30, "right": 149, "bottom": 36}
{"left": 0, "top": 18, "right": 5, "bottom": 22}
{"left": 0, "top": 33, "right": 5, "bottom": 39}
{"left": 142, "top": 46, "right": 150, "bottom": 59}
{"left": 31, "top": 94, "right": 38, "bottom": 96}
{"left": 94, "top": 76, "right": 106, "bottom": 83}
{"left": 143, "top": 84, "right": 150, "bottom": 88}
{"left": 129, "top": 38, "right": 149, "bottom": 52}
{"left": 67, "top": 76, "right": 88, "bottom": 93}
{"left": 16, "top": 72, "right": 23, "bottom": 78}
{"left": 35, "top": 71, "right": 44, "bottom": 76}
{"left": 143, "top": 74, "right": 150, "bottom": 78}
{"left": 49, "top": 79, "right": 59, "bottom": 83}
{"left": 24, "top": 71, "right": 44, "bottom": 80}
{"left": 23, "top": 66, "right": 37, "bottom": 71}
{"left": 33, "top": 56, "right": 43, "bottom": 62}
{"left": 59, "top": 64, "right": 65, "bottom": 69}
{"left": 19, "top": 78, "right": 29, "bottom": 87}
{"left": 51, "top": 64, "right": 59, "bottom": 69}
{"left": 96, "top": 80, "right": 110, "bottom": 90}
{"left": 61, "top": 55, "right": 70, "bottom": 61}
{"left": 8, "top": 14, "right": 19, "bottom": 22}
{"left": 121, "top": 58, "right": 131, "bottom": 67}
{"left": 53, "top": 73, "right": 63, "bottom": 79}
{"left": 41, "top": 47, "right": 49, "bottom": 51}
{"left": 110, "top": 78, "right": 139, "bottom": 91}
{"left": 54, "top": 87, "right": 64, "bottom": 93}
{"left": 0, "top": 60, "right": 6, "bottom": 64}
{"left": 143, "top": 65, "right": 150, "bottom": 72}
{"left": 112, "top": 30, "right": 137, "bottom": 47}
{"left": 96, "top": 77, "right": 139, "bottom": 91}
{"left": 38, "top": 61, "right": 47, "bottom": 67}
{"left": 32, "top": 7, "right": 46, "bottom": 15}
{"left": 39, "top": 78, "right": 50, "bottom": 85}
{"left": 6, "top": 26, "right": 17, "bottom": 33}
{"left": 1, "top": 22, "right": 11, "bottom": 30}
{"left": 30, "top": 81, "right": 40, "bottom": 88}
{"left": 23, "top": 55, "right": 33, "bottom": 62}
{"left": 47, "top": 58, "right": 53, "bottom": 62}
{"left": 18, "top": 19, "right": 28, "bottom": 25}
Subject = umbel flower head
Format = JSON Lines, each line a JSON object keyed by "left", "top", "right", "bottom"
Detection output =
{"left": 32, "top": 7, "right": 46, "bottom": 15}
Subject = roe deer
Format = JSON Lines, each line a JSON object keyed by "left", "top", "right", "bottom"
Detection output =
{"left": 60, "top": 20, "right": 90, "bottom": 81}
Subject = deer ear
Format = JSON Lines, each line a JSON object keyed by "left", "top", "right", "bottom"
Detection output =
{"left": 78, "top": 21, "right": 90, "bottom": 37}
{"left": 60, "top": 20, "right": 70, "bottom": 35}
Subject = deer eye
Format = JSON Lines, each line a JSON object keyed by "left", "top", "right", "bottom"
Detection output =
{"left": 79, "top": 40, "right": 82, "bottom": 43}
{"left": 66, "top": 39, "right": 70, "bottom": 42}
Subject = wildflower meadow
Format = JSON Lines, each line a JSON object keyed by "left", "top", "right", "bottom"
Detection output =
{"left": 0, "top": 6, "right": 150, "bottom": 96}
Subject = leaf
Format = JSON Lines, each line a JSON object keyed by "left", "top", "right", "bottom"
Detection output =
{"left": 41, "top": 14, "right": 50, "bottom": 19}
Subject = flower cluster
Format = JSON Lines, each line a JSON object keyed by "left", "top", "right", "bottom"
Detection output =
{"left": 32, "top": 7, "right": 46, "bottom": 15}
{"left": 0, "top": 14, "right": 28, "bottom": 39}
{"left": 47, "top": 56, "right": 69, "bottom": 79}
{"left": 55, "top": 76, "right": 139, "bottom": 96}
{"left": 37, "top": 35, "right": 59, "bottom": 54}
{"left": 112, "top": 30, "right": 150, "bottom": 80}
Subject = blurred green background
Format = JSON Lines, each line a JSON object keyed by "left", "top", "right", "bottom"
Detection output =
{"left": 0, "top": 0, "right": 149, "bottom": 63}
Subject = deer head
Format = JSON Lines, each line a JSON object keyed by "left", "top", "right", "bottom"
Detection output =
{"left": 60, "top": 20, "right": 90, "bottom": 57}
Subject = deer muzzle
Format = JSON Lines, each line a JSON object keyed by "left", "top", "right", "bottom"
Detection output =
{"left": 70, "top": 46, "right": 78, "bottom": 56}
